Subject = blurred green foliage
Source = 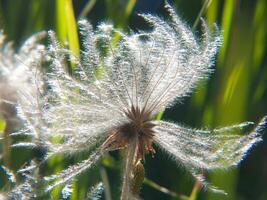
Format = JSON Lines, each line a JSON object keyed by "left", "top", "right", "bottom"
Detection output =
{"left": 0, "top": 0, "right": 266, "bottom": 199}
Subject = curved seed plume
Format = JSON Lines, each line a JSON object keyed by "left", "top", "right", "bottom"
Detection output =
{"left": 8, "top": 2, "right": 265, "bottom": 199}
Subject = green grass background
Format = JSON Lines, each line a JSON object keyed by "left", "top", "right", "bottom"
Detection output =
{"left": 0, "top": 0, "right": 267, "bottom": 199}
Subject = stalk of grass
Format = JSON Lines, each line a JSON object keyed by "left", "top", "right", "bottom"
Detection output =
{"left": 206, "top": 0, "right": 219, "bottom": 25}
{"left": 48, "top": 1, "right": 81, "bottom": 199}
{"left": 252, "top": 0, "right": 267, "bottom": 105}
{"left": 0, "top": 115, "right": 5, "bottom": 134}
{"left": 100, "top": 167, "right": 112, "bottom": 200}
{"left": 79, "top": 0, "right": 97, "bottom": 18}
{"left": 190, "top": 0, "right": 218, "bottom": 123}
{"left": 207, "top": 1, "right": 257, "bottom": 199}
{"left": 105, "top": 0, "right": 136, "bottom": 29}
{"left": 192, "top": 0, "right": 213, "bottom": 30}
{"left": 143, "top": 178, "right": 188, "bottom": 200}
{"left": 0, "top": 115, "right": 7, "bottom": 164}
{"left": 56, "top": 0, "right": 80, "bottom": 58}
{"left": 188, "top": 179, "right": 202, "bottom": 200}
{"left": 217, "top": 0, "right": 236, "bottom": 65}
{"left": 124, "top": 0, "right": 136, "bottom": 19}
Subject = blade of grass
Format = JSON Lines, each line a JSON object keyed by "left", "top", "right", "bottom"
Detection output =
{"left": 0, "top": 115, "right": 7, "bottom": 164}
{"left": 143, "top": 178, "right": 188, "bottom": 200}
{"left": 192, "top": 0, "right": 213, "bottom": 30}
{"left": 207, "top": 1, "right": 255, "bottom": 199}
{"left": 252, "top": 0, "right": 267, "bottom": 72}
{"left": 206, "top": 0, "right": 218, "bottom": 25}
{"left": 56, "top": 0, "right": 80, "bottom": 58}
{"left": 24, "top": 1, "right": 45, "bottom": 35}
{"left": 217, "top": 0, "right": 235, "bottom": 65}
{"left": 155, "top": 109, "right": 165, "bottom": 120}
{"left": 5, "top": 0, "right": 25, "bottom": 40}
{"left": 125, "top": 0, "right": 136, "bottom": 19}
{"left": 105, "top": 0, "right": 136, "bottom": 29}
{"left": 0, "top": 115, "right": 5, "bottom": 134}
{"left": 65, "top": 0, "right": 80, "bottom": 58}
{"left": 79, "top": 0, "right": 97, "bottom": 18}
{"left": 188, "top": 179, "right": 202, "bottom": 200}
{"left": 100, "top": 167, "right": 112, "bottom": 200}
{"left": 56, "top": 0, "right": 67, "bottom": 43}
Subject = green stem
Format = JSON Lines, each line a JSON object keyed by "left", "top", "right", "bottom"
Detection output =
{"left": 79, "top": 0, "right": 96, "bottom": 18}
{"left": 188, "top": 178, "right": 202, "bottom": 200}
{"left": 143, "top": 178, "right": 188, "bottom": 200}
{"left": 100, "top": 167, "right": 112, "bottom": 200}
{"left": 192, "top": 0, "right": 213, "bottom": 30}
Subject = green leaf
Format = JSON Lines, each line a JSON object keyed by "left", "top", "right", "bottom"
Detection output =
{"left": 0, "top": 115, "right": 6, "bottom": 134}
{"left": 56, "top": 0, "right": 80, "bottom": 58}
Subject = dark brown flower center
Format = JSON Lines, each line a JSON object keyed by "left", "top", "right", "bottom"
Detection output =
{"left": 102, "top": 105, "right": 155, "bottom": 162}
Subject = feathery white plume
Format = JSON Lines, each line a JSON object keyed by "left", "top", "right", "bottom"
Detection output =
{"left": 0, "top": 30, "right": 45, "bottom": 107}
{"left": 14, "top": 3, "right": 265, "bottom": 199}
{"left": 0, "top": 30, "right": 45, "bottom": 166}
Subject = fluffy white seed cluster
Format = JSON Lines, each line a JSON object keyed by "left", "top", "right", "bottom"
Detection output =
{"left": 8, "top": 3, "right": 265, "bottom": 199}
{"left": 0, "top": 31, "right": 45, "bottom": 101}
{"left": 0, "top": 30, "right": 45, "bottom": 167}
{"left": 0, "top": 30, "right": 45, "bottom": 126}
{"left": 0, "top": 30, "right": 45, "bottom": 200}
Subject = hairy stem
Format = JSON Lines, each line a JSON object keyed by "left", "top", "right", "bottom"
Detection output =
{"left": 131, "top": 161, "right": 145, "bottom": 197}
{"left": 120, "top": 137, "right": 138, "bottom": 200}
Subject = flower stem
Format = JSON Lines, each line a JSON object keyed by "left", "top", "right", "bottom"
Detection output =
{"left": 131, "top": 161, "right": 145, "bottom": 197}
{"left": 120, "top": 137, "right": 138, "bottom": 200}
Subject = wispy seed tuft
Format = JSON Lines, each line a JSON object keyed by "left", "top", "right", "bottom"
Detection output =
{"left": 13, "top": 2, "right": 265, "bottom": 199}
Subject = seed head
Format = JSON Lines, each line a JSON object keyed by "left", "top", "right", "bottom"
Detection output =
{"left": 0, "top": 30, "right": 45, "bottom": 120}
{"left": 14, "top": 2, "right": 265, "bottom": 199}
